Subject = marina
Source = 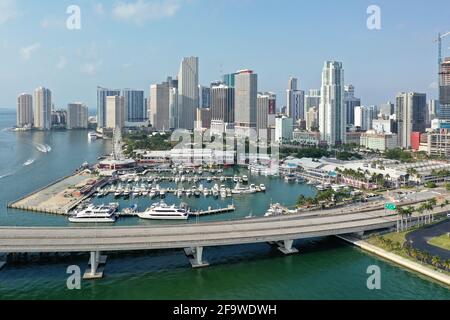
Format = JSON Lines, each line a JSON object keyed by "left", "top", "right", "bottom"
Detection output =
{"left": 0, "top": 111, "right": 449, "bottom": 300}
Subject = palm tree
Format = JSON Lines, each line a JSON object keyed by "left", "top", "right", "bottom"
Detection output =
{"left": 416, "top": 206, "right": 424, "bottom": 226}
{"left": 431, "top": 256, "right": 442, "bottom": 269}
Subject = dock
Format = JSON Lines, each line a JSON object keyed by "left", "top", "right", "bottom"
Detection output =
{"left": 192, "top": 204, "right": 236, "bottom": 216}
{"left": 7, "top": 172, "right": 108, "bottom": 215}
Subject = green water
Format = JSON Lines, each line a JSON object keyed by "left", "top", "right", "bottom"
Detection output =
{"left": 0, "top": 109, "right": 449, "bottom": 300}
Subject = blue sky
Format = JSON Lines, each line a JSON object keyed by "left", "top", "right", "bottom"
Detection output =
{"left": 0, "top": 0, "right": 449, "bottom": 110}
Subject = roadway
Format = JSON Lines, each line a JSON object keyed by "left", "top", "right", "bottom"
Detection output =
{"left": 0, "top": 209, "right": 397, "bottom": 253}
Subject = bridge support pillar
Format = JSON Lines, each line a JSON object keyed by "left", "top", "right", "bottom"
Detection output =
{"left": 83, "top": 251, "right": 106, "bottom": 280}
{"left": 277, "top": 240, "right": 299, "bottom": 255}
{"left": 186, "top": 247, "right": 209, "bottom": 269}
{"left": 0, "top": 253, "right": 6, "bottom": 270}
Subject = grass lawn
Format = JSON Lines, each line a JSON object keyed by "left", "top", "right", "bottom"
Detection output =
{"left": 428, "top": 234, "right": 450, "bottom": 251}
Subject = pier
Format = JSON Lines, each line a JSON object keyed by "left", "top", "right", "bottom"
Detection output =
{"left": 7, "top": 172, "right": 108, "bottom": 215}
{"left": 191, "top": 204, "right": 236, "bottom": 216}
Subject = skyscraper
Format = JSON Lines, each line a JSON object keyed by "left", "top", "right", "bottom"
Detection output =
{"left": 150, "top": 81, "right": 170, "bottom": 131}
{"left": 286, "top": 77, "right": 305, "bottom": 120}
{"left": 439, "top": 57, "right": 450, "bottom": 119}
{"left": 67, "top": 103, "right": 88, "bottom": 129}
{"left": 306, "top": 107, "right": 319, "bottom": 131}
{"left": 123, "top": 89, "right": 145, "bottom": 123}
{"left": 222, "top": 73, "right": 237, "bottom": 87}
{"left": 198, "top": 85, "right": 211, "bottom": 108}
{"left": 178, "top": 56, "right": 199, "bottom": 130}
{"left": 257, "top": 92, "right": 276, "bottom": 134}
{"left": 344, "top": 85, "right": 361, "bottom": 126}
{"left": 34, "top": 87, "right": 52, "bottom": 130}
{"left": 17, "top": 93, "right": 33, "bottom": 128}
{"left": 97, "top": 87, "right": 121, "bottom": 128}
{"left": 210, "top": 84, "right": 235, "bottom": 133}
{"left": 396, "top": 92, "right": 427, "bottom": 148}
{"left": 234, "top": 69, "right": 258, "bottom": 137}
{"left": 106, "top": 96, "right": 125, "bottom": 129}
{"left": 354, "top": 106, "right": 377, "bottom": 131}
{"left": 304, "top": 89, "right": 321, "bottom": 114}
{"left": 378, "top": 102, "right": 394, "bottom": 117}
{"left": 319, "top": 61, "right": 346, "bottom": 145}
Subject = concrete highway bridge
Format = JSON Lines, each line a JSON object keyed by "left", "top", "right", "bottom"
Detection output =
{"left": 0, "top": 209, "right": 398, "bottom": 279}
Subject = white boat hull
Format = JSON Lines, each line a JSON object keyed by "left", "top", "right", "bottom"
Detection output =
{"left": 137, "top": 213, "right": 188, "bottom": 220}
{"left": 68, "top": 217, "right": 116, "bottom": 223}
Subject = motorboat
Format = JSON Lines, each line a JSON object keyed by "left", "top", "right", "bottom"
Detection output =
{"left": 260, "top": 184, "right": 266, "bottom": 192}
{"left": 137, "top": 202, "right": 190, "bottom": 220}
{"left": 69, "top": 203, "right": 119, "bottom": 223}
{"left": 242, "top": 175, "right": 249, "bottom": 184}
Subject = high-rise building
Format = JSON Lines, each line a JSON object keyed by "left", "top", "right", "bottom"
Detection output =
{"left": 275, "top": 116, "right": 293, "bottom": 144}
{"left": 428, "top": 99, "right": 439, "bottom": 124}
{"left": 257, "top": 92, "right": 276, "bottom": 134}
{"left": 97, "top": 87, "right": 121, "bottom": 128}
{"left": 354, "top": 106, "right": 377, "bottom": 131}
{"left": 17, "top": 93, "right": 33, "bottom": 128}
{"left": 123, "top": 89, "right": 145, "bottom": 123}
{"left": 286, "top": 77, "right": 305, "bottom": 120}
{"left": 51, "top": 110, "right": 66, "bottom": 127}
{"left": 198, "top": 85, "right": 211, "bottom": 109}
{"left": 396, "top": 92, "right": 427, "bottom": 149}
{"left": 378, "top": 101, "right": 394, "bottom": 117}
{"left": 222, "top": 73, "right": 237, "bottom": 87}
{"left": 150, "top": 81, "right": 170, "bottom": 131}
{"left": 33, "top": 87, "right": 52, "bottom": 130}
{"left": 106, "top": 96, "right": 125, "bottom": 129}
{"left": 235, "top": 69, "right": 258, "bottom": 137}
{"left": 67, "top": 103, "right": 88, "bottom": 129}
{"left": 344, "top": 85, "right": 361, "bottom": 126}
{"left": 304, "top": 89, "right": 321, "bottom": 114}
{"left": 319, "top": 61, "right": 346, "bottom": 145}
{"left": 178, "top": 56, "right": 199, "bottom": 130}
{"left": 306, "top": 106, "right": 319, "bottom": 131}
{"left": 195, "top": 108, "right": 211, "bottom": 129}
{"left": 211, "top": 84, "right": 234, "bottom": 124}
{"left": 439, "top": 58, "right": 450, "bottom": 119}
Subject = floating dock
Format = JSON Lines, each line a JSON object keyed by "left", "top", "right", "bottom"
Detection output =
{"left": 191, "top": 204, "right": 236, "bottom": 216}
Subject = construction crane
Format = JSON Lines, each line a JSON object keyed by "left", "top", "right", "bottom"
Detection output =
{"left": 434, "top": 32, "right": 450, "bottom": 87}
{"left": 435, "top": 32, "right": 450, "bottom": 68}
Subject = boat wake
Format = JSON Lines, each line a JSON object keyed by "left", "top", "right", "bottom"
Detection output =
{"left": 35, "top": 143, "right": 52, "bottom": 153}
{"left": 23, "top": 158, "right": 35, "bottom": 166}
{"left": 0, "top": 172, "right": 13, "bottom": 179}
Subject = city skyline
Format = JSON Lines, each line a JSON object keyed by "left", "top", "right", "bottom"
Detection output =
{"left": 0, "top": 0, "right": 449, "bottom": 110}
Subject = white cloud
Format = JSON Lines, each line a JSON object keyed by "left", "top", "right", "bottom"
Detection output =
{"left": 20, "top": 43, "right": 41, "bottom": 60}
{"left": 112, "top": 0, "right": 181, "bottom": 24}
{"left": 81, "top": 60, "right": 103, "bottom": 76}
{"left": 0, "top": 0, "right": 18, "bottom": 24}
{"left": 57, "top": 56, "right": 68, "bottom": 70}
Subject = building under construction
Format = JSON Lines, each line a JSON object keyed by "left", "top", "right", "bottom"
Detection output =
{"left": 440, "top": 57, "right": 450, "bottom": 119}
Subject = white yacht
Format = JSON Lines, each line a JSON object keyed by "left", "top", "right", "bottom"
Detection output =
{"left": 88, "top": 132, "right": 97, "bottom": 141}
{"left": 137, "top": 202, "right": 190, "bottom": 220}
{"left": 242, "top": 175, "right": 249, "bottom": 183}
{"left": 69, "top": 203, "right": 119, "bottom": 223}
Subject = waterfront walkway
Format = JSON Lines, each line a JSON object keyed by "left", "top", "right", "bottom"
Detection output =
{"left": 338, "top": 235, "right": 450, "bottom": 287}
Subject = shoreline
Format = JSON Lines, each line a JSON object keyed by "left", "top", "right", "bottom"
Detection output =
{"left": 337, "top": 234, "right": 450, "bottom": 287}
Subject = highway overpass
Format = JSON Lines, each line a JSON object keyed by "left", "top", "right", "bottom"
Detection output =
{"left": 0, "top": 209, "right": 398, "bottom": 278}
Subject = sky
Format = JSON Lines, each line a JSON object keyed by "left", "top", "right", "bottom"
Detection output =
{"left": 0, "top": 0, "right": 449, "bottom": 111}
